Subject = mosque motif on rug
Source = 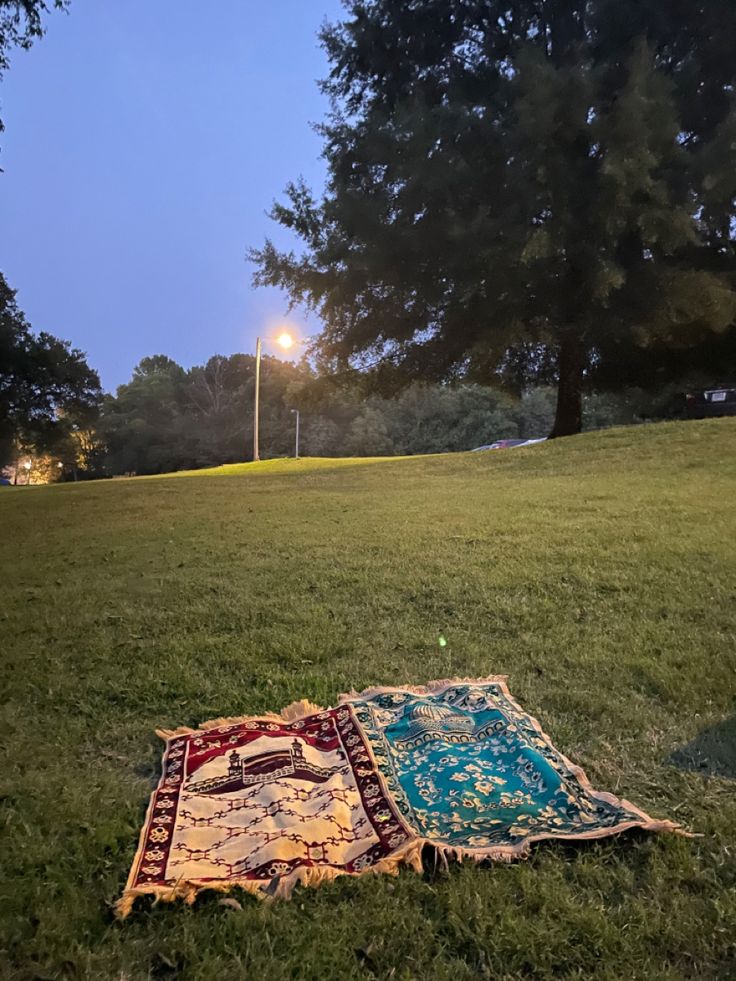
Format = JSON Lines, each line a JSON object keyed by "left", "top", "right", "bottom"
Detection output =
{"left": 117, "top": 677, "right": 683, "bottom": 917}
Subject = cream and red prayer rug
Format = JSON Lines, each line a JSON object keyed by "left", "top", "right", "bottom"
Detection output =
{"left": 117, "top": 677, "right": 682, "bottom": 916}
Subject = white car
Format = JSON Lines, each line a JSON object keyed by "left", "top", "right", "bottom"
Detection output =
{"left": 471, "top": 438, "right": 547, "bottom": 452}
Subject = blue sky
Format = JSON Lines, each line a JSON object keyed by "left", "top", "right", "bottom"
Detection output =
{"left": 1, "top": 0, "right": 344, "bottom": 391}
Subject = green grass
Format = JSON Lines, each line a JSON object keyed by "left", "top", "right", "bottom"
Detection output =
{"left": 128, "top": 454, "right": 410, "bottom": 480}
{"left": 2, "top": 419, "right": 735, "bottom": 980}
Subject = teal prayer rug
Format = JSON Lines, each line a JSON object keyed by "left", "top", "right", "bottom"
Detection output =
{"left": 344, "top": 678, "right": 680, "bottom": 858}
{"left": 118, "top": 676, "right": 681, "bottom": 916}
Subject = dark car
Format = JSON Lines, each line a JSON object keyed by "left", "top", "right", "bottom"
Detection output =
{"left": 685, "top": 385, "right": 736, "bottom": 419}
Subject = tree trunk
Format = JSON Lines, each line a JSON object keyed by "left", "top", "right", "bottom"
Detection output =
{"left": 550, "top": 330, "right": 584, "bottom": 437}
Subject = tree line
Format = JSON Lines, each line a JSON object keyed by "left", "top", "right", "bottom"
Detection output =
{"left": 91, "top": 354, "right": 706, "bottom": 475}
{"left": 2, "top": 0, "right": 735, "bottom": 478}
{"left": 0, "top": 261, "right": 705, "bottom": 481}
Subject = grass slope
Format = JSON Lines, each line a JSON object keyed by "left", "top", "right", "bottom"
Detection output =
{"left": 2, "top": 420, "right": 735, "bottom": 980}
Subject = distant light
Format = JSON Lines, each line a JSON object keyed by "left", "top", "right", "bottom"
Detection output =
{"left": 57, "top": 462, "right": 63, "bottom": 468}
{"left": 23, "top": 461, "right": 31, "bottom": 471}
{"left": 276, "top": 332, "right": 294, "bottom": 350}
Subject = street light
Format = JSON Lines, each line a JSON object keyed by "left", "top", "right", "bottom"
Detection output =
{"left": 290, "top": 408, "right": 300, "bottom": 459}
{"left": 252, "top": 331, "right": 300, "bottom": 462}
{"left": 23, "top": 460, "right": 31, "bottom": 485}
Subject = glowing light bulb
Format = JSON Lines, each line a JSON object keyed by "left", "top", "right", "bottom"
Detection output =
{"left": 276, "top": 332, "right": 294, "bottom": 350}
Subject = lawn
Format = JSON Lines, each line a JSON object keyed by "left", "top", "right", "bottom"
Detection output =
{"left": 2, "top": 419, "right": 735, "bottom": 980}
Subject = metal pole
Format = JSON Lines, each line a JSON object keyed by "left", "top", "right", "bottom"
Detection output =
{"left": 290, "top": 408, "right": 300, "bottom": 459}
{"left": 253, "top": 336, "right": 261, "bottom": 462}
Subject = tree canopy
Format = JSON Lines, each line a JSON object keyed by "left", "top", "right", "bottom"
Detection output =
{"left": 0, "top": 1, "right": 68, "bottom": 139}
{"left": 0, "top": 271, "right": 102, "bottom": 466}
{"left": 99, "top": 352, "right": 306, "bottom": 475}
{"left": 95, "top": 349, "right": 695, "bottom": 477}
{"left": 252, "top": 0, "right": 736, "bottom": 435}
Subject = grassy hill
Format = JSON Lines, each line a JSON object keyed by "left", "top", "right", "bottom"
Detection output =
{"left": 2, "top": 419, "right": 735, "bottom": 979}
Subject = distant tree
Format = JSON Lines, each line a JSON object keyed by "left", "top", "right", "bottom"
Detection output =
{"left": 582, "top": 391, "right": 641, "bottom": 432}
{"left": 98, "top": 356, "right": 191, "bottom": 475}
{"left": 186, "top": 354, "right": 252, "bottom": 466}
{"left": 327, "top": 382, "right": 518, "bottom": 456}
{"left": 0, "top": 271, "right": 101, "bottom": 466}
{"left": 344, "top": 405, "right": 394, "bottom": 456}
{"left": 380, "top": 384, "right": 518, "bottom": 454}
{"left": 252, "top": 0, "right": 736, "bottom": 437}
{"left": 52, "top": 420, "right": 106, "bottom": 479}
{"left": 186, "top": 352, "right": 306, "bottom": 464}
{"left": 99, "top": 352, "right": 311, "bottom": 475}
{"left": 302, "top": 415, "right": 340, "bottom": 456}
{"left": 0, "top": 1, "right": 69, "bottom": 140}
{"left": 517, "top": 387, "right": 556, "bottom": 439}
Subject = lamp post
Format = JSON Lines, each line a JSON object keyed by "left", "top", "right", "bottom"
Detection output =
{"left": 23, "top": 460, "right": 32, "bottom": 485}
{"left": 253, "top": 336, "right": 262, "bottom": 462}
{"left": 252, "top": 331, "right": 299, "bottom": 463}
{"left": 290, "top": 408, "right": 300, "bottom": 459}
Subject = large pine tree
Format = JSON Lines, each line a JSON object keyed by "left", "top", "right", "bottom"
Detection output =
{"left": 252, "top": 0, "right": 736, "bottom": 436}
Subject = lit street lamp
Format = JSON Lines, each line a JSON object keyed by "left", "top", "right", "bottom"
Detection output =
{"left": 23, "top": 460, "right": 32, "bottom": 485}
{"left": 290, "top": 408, "right": 300, "bottom": 459}
{"left": 252, "top": 331, "right": 302, "bottom": 463}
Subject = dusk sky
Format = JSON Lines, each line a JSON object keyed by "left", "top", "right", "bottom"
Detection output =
{"left": 1, "top": 0, "right": 345, "bottom": 391}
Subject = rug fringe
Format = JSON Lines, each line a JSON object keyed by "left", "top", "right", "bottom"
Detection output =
{"left": 115, "top": 837, "right": 424, "bottom": 917}
{"left": 156, "top": 677, "right": 511, "bottom": 739}
{"left": 155, "top": 700, "right": 326, "bottom": 741}
{"left": 115, "top": 814, "right": 686, "bottom": 919}
{"left": 339, "top": 675, "right": 510, "bottom": 703}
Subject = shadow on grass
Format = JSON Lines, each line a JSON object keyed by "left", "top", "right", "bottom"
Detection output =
{"left": 669, "top": 715, "right": 736, "bottom": 780}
